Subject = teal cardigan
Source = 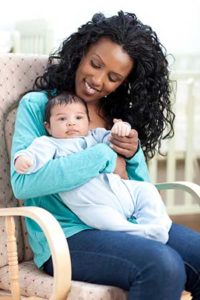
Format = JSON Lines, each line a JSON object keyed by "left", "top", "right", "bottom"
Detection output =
{"left": 11, "top": 91, "right": 150, "bottom": 268}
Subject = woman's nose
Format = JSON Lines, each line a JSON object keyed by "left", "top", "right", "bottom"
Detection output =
{"left": 91, "top": 72, "right": 105, "bottom": 90}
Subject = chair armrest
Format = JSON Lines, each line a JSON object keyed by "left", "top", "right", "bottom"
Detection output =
{"left": 0, "top": 206, "right": 71, "bottom": 300}
{"left": 155, "top": 181, "right": 200, "bottom": 203}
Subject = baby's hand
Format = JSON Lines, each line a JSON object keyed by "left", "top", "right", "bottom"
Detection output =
{"left": 111, "top": 118, "right": 131, "bottom": 137}
{"left": 14, "top": 155, "right": 33, "bottom": 174}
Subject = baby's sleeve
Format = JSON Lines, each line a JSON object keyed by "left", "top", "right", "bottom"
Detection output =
{"left": 13, "top": 136, "right": 56, "bottom": 174}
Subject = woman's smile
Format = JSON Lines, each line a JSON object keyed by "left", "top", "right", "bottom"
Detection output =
{"left": 75, "top": 37, "right": 133, "bottom": 103}
{"left": 84, "top": 80, "right": 101, "bottom": 95}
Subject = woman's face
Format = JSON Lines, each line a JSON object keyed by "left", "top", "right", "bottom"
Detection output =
{"left": 75, "top": 37, "right": 134, "bottom": 104}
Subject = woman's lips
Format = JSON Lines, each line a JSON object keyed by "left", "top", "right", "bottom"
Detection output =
{"left": 84, "top": 81, "right": 101, "bottom": 95}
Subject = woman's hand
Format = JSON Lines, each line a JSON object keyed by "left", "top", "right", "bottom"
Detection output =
{"left": 110, "top": 129, "right": 139, "bottom": 159}
{"left": 114, "top": 156, "right": 128, "bottom": 180}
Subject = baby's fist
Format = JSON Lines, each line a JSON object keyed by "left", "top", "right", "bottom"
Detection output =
{"left": 111, "top": 119, "right": 131, "bottom": 137}
{"left": 14, "top": 156, "right": 33, "bottom": 174}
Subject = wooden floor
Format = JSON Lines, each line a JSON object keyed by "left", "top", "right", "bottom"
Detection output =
{"left": 171, "top": 213, "right": 200, "bottom": 232}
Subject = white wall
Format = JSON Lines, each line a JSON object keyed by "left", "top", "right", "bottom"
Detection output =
{"left": 1, "top": 0, "right": 200, "bottom": 55}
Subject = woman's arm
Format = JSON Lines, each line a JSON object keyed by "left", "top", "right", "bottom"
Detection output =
{"left": 11, "top": 92, "right": 117, "bottom": 200}
{"left": 91, "top": 125, "right": 149, "bottom": 181}
{"left": 126, "top": 146, "right": 151, "bottom": 182}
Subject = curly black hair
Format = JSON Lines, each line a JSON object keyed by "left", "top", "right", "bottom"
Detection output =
{"left": 34, "top": 11, "right": 175, "bottom": 160}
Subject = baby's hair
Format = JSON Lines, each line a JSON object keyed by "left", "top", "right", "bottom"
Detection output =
{"left": 45, "top": 92, "right": 90, "bottom": 123}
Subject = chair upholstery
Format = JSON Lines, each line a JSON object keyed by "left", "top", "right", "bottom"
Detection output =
{"left": 0, "top": 54, "right": 195, "bottom": 299}
{"left": 0, "top": 53, "right": 128, "bottom": 299}
{"left": 0, "top": 261, "right": 127, "bottom": 299}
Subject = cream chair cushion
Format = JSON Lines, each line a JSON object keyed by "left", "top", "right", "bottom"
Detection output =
{"left": 0, "top": 54, "right": 128, "bottom": 299}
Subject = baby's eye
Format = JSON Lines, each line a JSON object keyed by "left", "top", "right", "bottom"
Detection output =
{"left": 76, "top": 116, "right": 83, "bottom": 120}
{"left": 59, "top": 117, "right": 66, "bottom": 121}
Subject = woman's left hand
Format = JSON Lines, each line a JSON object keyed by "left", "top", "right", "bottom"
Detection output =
{"left": 110, "top": 129, "right": 139, "bottom": 158}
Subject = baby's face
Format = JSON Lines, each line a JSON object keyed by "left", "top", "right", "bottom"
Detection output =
{"left": 45, "top": 102, "right": 89, "bottom": 138}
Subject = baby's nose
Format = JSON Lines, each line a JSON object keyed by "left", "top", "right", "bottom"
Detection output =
{"left": 67, "top": 119, "right": 76, "bottom": 126}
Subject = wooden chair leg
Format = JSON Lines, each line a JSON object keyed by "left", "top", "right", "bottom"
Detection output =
{"left": 5, "top": 216, "right": 21, "bottom": 300}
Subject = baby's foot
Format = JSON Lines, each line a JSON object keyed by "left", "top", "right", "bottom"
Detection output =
{"left": 144, "top": 224, "right": 169, "bottom": 244}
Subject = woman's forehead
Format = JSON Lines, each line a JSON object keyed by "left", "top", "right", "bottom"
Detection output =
{"left": 86, "top": 37, "right": 134, "bottom": 73}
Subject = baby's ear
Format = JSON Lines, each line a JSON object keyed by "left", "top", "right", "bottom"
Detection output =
{"left": 44, "top": 121, "right": 51, "bottom": 134}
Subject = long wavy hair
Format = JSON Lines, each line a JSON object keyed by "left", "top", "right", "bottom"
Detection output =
{"left": 34, "top": 11, "right": 175, "bottom": 160}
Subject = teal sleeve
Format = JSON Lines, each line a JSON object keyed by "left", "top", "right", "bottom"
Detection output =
{"left": 126, "top": 146, "right": 151, "bottom": 182}
{"left": 11, "top": 92, "right": 117, "bottom": 199}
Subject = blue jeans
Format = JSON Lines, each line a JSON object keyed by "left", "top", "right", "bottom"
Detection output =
{"left": 43, "top": 223, "right": 200, "bottom": 300}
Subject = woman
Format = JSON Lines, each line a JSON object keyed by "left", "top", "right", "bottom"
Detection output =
{"left": 11, "top": 11, "right": 200, "bottom": 300}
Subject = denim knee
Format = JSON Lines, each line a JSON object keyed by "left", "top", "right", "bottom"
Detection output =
{"left": 139, "top": 245, "right": 186, "bottom": 293}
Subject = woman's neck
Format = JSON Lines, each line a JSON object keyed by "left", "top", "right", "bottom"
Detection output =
{"left": 87, "top": 102, "right": 107, "bottom": 130}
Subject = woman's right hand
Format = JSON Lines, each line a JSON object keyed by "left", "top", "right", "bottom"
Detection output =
{"left": 110, "top": 129, "right": 139, "bottom": 159}
{"left": 114, "top": 155, "right": 128, "bottom": 180}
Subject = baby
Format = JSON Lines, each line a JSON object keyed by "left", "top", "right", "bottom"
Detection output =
{"left": 14, "top": 92, "right": 172, "bottom": 243}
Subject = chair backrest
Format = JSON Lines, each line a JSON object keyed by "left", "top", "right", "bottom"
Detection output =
{"left": 148, "top": 71, "right": 200, "bottom": 215}
{"left": 0, "top": 53, "right": 48, "bottom": 267}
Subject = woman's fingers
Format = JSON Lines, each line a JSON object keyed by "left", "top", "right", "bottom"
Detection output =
{"left": 110, "top": 144, "right": 132, "bottom": 157}
{"left": 110, "top": 129, "right": 139, "bottom": 158}
{"left": 110, "top": 129, "right": 138, "bottom": 149}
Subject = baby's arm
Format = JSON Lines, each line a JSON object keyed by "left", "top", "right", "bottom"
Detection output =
{"left": 93, "top": 120, "right": 150, "bottom": 182}
{"left": 13, "top": 136, "right": 56, "bottom": 175}
{"left": 111, "top": 119, "right": 131, "bottom": 179}
{"left": 91, "top": 119, "right": 131, "bottom": 144}
{"left": 111, "top": 120, "right": 151, "bottom": 182}
{"left": 111, "top": 119, "right": 131, "bottom": 137}
{"left": 11, "top": 93, "right": 117, "bottom": 199}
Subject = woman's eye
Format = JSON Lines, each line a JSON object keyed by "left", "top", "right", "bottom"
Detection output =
{"left": 108, "top": 74, "right": 119, "bottom": 83}
{"left": 109, "top": 76, "right": 117, "bottom": 83}
{"left": 91, "top": 60, "right": 101, "bottom": 68}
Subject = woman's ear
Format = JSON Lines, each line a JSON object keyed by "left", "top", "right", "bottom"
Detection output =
{"left": 44, "top": 121, "right": 51, "bottom": 135}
